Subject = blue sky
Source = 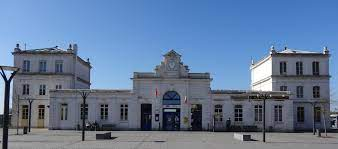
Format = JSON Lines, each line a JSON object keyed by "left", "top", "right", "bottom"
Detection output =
{"left": 0, "top": 0, "right": 337, "bottom": 113}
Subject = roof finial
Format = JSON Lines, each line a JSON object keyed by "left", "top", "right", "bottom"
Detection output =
{"left": 270, "top": 45, "right": 276, "bottom": 54}
{"left": 251, "top": 57, "right": 254, "bottom": 65}
{"left": 323, "top": 46, "right": 329, "bottom": 54}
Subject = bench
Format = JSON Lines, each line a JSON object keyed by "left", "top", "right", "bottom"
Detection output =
{"left": 96, "top": 132, "right": 112, "bottom": 140}
{"left": 101, "top": 124, "right": 116, "bottom": 131}
{"left": 234, "top": 133, "right": 251, "bottom": 141}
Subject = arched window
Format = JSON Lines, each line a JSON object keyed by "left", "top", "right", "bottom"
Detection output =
{"left": 163, "top": 91, "right": 180, "bottom": 105}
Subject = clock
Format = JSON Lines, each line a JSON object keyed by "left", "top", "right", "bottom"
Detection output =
{"left": 168, "top": 60, "right": 176, "bottom": 70}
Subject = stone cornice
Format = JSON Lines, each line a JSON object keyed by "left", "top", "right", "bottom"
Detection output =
{"left": 271, "top": 75, "right": 331, "bottom": 79}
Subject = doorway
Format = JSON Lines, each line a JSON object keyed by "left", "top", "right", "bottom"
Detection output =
{"left": 163, "top": 108, "right": 180, "bottom": 131}
{"left": 141, "top": 104, "right": 152, "bottom": 131}
{"left": 191, "top": 104, "right": 202, "bottom": 131}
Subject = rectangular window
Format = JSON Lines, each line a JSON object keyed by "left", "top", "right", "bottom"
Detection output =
{"left": 56, "top": 84, "right": 62, "bottom": 90}
{"left": 296, "top": 61, "right": 303, "bottom": 75}
{"left": 280, "top": 86, "right": 288, "bottom": 91}
{"left": 39, "top": 84, "right": 46, "bottom": 95}
{"left": 312, "top": 61, "right": 320, "bottom": 75}
{"left": 280, "top": 61, "right": 287, "bottom": 75}
{"left": 120, "top": 104, "right": 128, "bottom": 121}
{"left": 296, "top": 86, "right": 304, "bottom": 98}
{"left": 22, "top": 84, "right": 30, "bottom": 95}
{"left": 297, "top": 107, "right": 305, "bottom": 122}
{"left": 214, "top": 105, "right": 223, "bottom": 122}
{"left": 234, "top": 105, "right": 243, "bottom": 122}
{"left": 254, "top": 105, "right": 263, "bottom": 122}
{"left": 314, "top": 107, "right": 321, "bottom": 122}
{"left": 100, "top": 104, "right": 109, "bottom": 120}
{"left": 80, "top": 104, "right": 88, "bottom": 120}
{"left": 38, "top": 105, "right": 45, "bottom": 119}
{"left": 55, "top": 60, "right": 63, "bottom": 73}
{"left": 61, "top": 104, "right": 68, "bottom": 120}
{"left": 23, "top": 60, "right": 30, "bottom": 72}
{"left": 39, "top": 60, "right": 47, "bottom": 72}
{"left": 22, "top": 105, "right": 29, "bottom": 119}
{"left": 274, "top": 105, "right": 283, "bottom": 122}
{"left": 313, "top": 86, "right": 320, "bottom": 98}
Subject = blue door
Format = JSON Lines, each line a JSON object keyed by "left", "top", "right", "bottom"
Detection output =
{"left": 163, "top": 108, "right": 180, "bottom": 131}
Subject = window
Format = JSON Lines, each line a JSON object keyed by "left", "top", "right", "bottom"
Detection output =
{"left": 55, "top": 60, "right": 63, "bottom": 73}
{"left": 234, "top": 105, "right": 243, "bottom": 122}
{"left": 312, "top": 61, "right": 320, "bottom": 75}
{"left": 120, "top": 104, "right": 128, "bottom": 121}
{"left": 313, "top": 86, "right": 320, "bottom": 98}
{"left": 38, "top": 105, "right": 45, "bottom": 119}
{"left": 100, "top": 104, "right": 109, "bottom": 120}
{"left": 61, "top": 104, "right": 68, "bottom": 120}
{"left": 214, "top": 105, "right": 223, "bottom": 122}
{"left": 39, "top": 60, "right": 47, "bottom": 72}
{"left": 314, "top": 107, "right": 321, "bottom": 122}
{"left": 297, "top": 107, "right": 305, "bottom": 122}
{"left": 80, "top": 104, "right": 88, "bottom": 120}
{"left": 254, "top": 105, "right": 263, "bottom": 122}
{"left": 296, "top": 61, "right": 303, "bottom": 75}
{"left": 23, "top": 60, "right": 30, "bottom": 72}
{"left": 280, "top": 61, "right": 287, "bottom": 75}
{"left": 296, "top": 86, "right": 304, "bottom": 98}
{"left": 22, "top": 105, "right": 28, "bottom": 119}
{"left": 280, "top": 86, "right": 288, "bottom": 91}
{"left": 39, "top": 85, "right": 46, "bottom": 95}
{"left": 56, "top": 84, "right": 62, "bottom": 90}
{"left": 22, "top": 84, "right": 29, "bottom": 95}
{"left": 274, "top": 105, "right": 283, "bottom": 122}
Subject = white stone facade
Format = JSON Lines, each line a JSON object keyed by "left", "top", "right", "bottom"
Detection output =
{"left": 48, "top": 49, "right": 323, "bottom": 132}
{"left": 251, "top": 47, "right": 331, "bottom": 130}
{"left": 11, "top": 44, "right": 91, "bottom": 128}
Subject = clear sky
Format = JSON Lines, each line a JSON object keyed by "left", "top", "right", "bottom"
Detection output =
{"left": 0, "top": 0, "right": 337, "bottom": 113}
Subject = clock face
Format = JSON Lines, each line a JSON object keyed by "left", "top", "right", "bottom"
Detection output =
{"left": 168, "top": 61, "right": 176, "bottom": 70}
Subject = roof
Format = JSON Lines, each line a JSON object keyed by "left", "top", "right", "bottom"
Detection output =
{"left": 13, "top": 46, "right": 72, "bottom": 54}
{"left": 164, "top": 49, "right": 181, "bottom": 57}
{"left": 278, "top": 49, "right": 320, "bottom": 54}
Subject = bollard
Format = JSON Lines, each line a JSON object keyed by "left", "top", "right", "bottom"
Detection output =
{"left": 23, "top": 127, "right": 28, "bottom": 134}
{"left": 316, "top": 129, "right": 321, "bottom": 137}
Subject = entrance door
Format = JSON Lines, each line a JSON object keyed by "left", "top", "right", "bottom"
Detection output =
{"left": 37, "top": 105, "right": 45, "bottom": 128}
{"left": 163, "top": 108, "right": 180, "bottom": 131}
{"left": 141, "top": 104, "right": 152, "bottom": 131}
{"left": 191, "top": 104, "right": 202, "bottom": 131}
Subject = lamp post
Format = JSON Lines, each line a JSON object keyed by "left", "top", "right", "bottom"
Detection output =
{"left": 256, "top": 93, "right": 270, "bottom": 143}
{"left": 1, "top": 65, "right": 20, "bottom": 149}
{"left": 27, "top": 98, "right": 34, "bottom": 132}
{"left": 252, "top": 91, "right": 289, "bottom": 143}
{"left": 77, "top": 90, "right": 92, "bottom": 141}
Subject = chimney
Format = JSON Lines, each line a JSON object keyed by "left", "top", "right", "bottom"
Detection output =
{"left": 67, "top": 44, "right": 72, "bottom": 52}
{"left": 323, "top": 46, "right": 329, "bottom": 54}
{"left": 269, "top": 45, "right": 276, "bottom": 54}
{"left": 14, "top": 43, "right": 21, "bottom": 52}
{"left": 72, "top": 44, "right": 78, "bottom": 55}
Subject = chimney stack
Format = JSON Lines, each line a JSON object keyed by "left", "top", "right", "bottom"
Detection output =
{"left": 14, "top": 43, "right": 21, "bottom": 52}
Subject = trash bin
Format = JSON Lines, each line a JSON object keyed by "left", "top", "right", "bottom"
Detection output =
{"left": 316, "top": 129, "right": 321, "bottom": 137}
{"left": 23, "top": 127, "right": 28, "bottom": 134}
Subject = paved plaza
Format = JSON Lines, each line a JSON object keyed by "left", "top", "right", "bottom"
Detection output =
{"left": 0, "top": 129, "right": 338, "bottom": 149}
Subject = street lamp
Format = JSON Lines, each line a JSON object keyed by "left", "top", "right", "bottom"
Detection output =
{"left": 27, "top": 98, "right": 34, "bottom": 132}
{"left": 77, "top": 89, "right": 92, "bottom": 141}
{"left": 249, "top": 91, "right": 290, "bottom": 143}
{"left": 1, "top": 65, "right": 20, "bottom": 149}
